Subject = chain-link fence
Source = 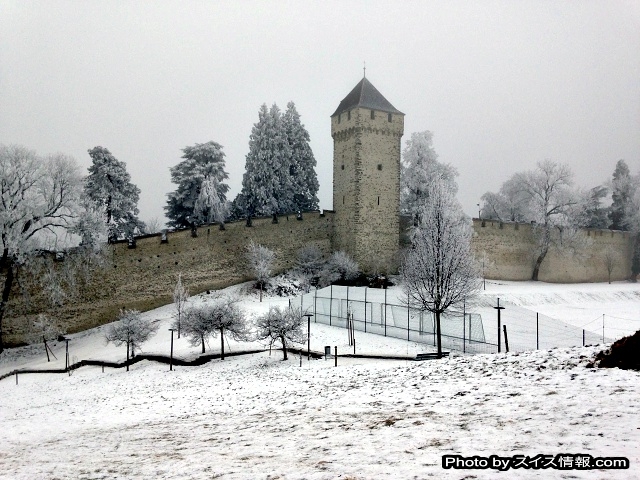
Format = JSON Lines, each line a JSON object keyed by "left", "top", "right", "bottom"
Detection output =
{"left": 297, "top": 286, "right": 498, "bottom": 354}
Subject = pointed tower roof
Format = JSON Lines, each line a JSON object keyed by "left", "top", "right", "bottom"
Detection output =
{"left": 332, "top": 77, "right": 403, "bottom": 117}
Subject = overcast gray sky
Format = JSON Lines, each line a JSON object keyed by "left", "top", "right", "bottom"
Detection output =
{"left": 1, "top": 1, "right": 639, "bottom": 224}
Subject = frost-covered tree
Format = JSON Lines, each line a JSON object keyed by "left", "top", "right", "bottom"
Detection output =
{"left": 577, "top": 186, "right": 609, "bottom": 229}
{"left": 28, "top": 313, "right": 65, "bottom": 345}
{"left": 402, "top": 183, "right": 480, "bottom": 358}
{"left": 401, "top": 131, "right": 458, "bottom": 219}
{"left": 181, "top": 297, "right": 247, "bottom": 358}
{"left": 172, "top": 274, "right": 189, "bottom": 338}
{"left": 481, "top": 161, "right": 584, "bottom": 281}
{"left": 194, "top": 176, "right": 230, "bottom": 229}
{"left": 0, "top": 144, "right": 103, "bottom": 353}
{"left": 255, "top": 305, "right": 306, "bottom": 360}
{"left": 246, "top": 241, "right": 275, "bottom": 301}
{"left": 165, "top": 142, "right": 230, "bottom": 229}
{"left": 239, "top": 104, "right": 292, "bottom": 217}
{"left": 294, "top": 244, "right": 325, "bottom": 291}
{"left": 609, "top": 160, "right": 633, "bottom": 231}
{"left": 480, "top": 176, "right": 531, "bottom": 222}
{"left": 85, "top": 146, "right": 144, "bottom": 242}
{"left": 105, "top": 309, "right": 159, "bottom": 370}
{"left": 318, "top": 251, "right": 359, "bottom": 287}
{"left": 283, "top": 102, "right": 319, "bottom": 211}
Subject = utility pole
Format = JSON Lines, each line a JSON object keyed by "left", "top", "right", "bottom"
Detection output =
{"left": 494, "top": 298, "right": 505, "bottom": 353}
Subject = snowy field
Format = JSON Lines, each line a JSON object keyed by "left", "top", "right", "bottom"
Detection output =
{"left": 1, "top": 280, "right": 639, "bottom": 479}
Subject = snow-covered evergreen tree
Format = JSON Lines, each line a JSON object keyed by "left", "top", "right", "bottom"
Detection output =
{"left": 165, "top": 141, "right": 230, "bottom": 229}
{"left": 85, "top": 146, "right": 144, "bottom": 242}
{"left": 400, "top": 131, "right": 458, "bottom": 219}
{"left": 239, "top": 104, "right": 292, "bottom": 217}
{"left": 283, "top": 102, "right": 319, "bottom": 211}
{"left": 608, "top": 159, "right": 634, "bottom": 230}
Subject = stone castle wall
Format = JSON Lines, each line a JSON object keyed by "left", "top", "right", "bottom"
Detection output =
{"left": 3, "top": 212, "right": 333, "bottom": 347}
{"left": 472, "top": 219, "right": 632, "bottom": 282}
{"left": 3, "top": 213, "right": 634, "bottom": 347}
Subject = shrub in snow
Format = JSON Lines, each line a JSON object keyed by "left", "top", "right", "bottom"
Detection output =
{"left": 318, "top": 251, "right": 359, "bottom": 287}
{"left": 105, "top": 309, "right": 159, "bottom": 370}
{"left": 181, "top": 296, "right": 248, "bottom": 358}
{"left": 246, "top": 241, "right": 275, "bottom": 301}
{"left": 591, "top": 329, "right": 640, "bottom": 371}
{"left": 28, "top": 314, "right": 66, "bottom": 345}
{"left": 293, "top": 244, "right": 324, "bottom": 291}
{"left": 255, "top": 305, "right": 306, "bottom": 360}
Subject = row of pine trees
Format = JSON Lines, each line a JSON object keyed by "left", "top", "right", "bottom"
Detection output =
{"left": 84, "top": 101, "right": 319, "bottom": 239}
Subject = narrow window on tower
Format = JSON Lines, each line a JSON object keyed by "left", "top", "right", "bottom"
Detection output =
{"left": 370, "top": 110, "right": 375, "bottom": 120}
{"left": 348, "top": 110, "right": 351, "bottom": 120}
{"left": 377, "top": 196, "right": 380, "bottom": 206}
{"left": 338, "top": 113, "right": 341, "bottom": 124}
{"left": 343, "top": 196, "right": 345, "bottom": 205}
{"left": 388, "top": 113, "right": 392, "bottom": 122}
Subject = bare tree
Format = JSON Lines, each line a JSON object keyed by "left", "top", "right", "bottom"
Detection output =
{"left": 0, "top": 144, "right": 103, "bottom": 353}
{"left": 173, "top": 274, "right": 189, "bottom": 338}
{"left": 402, "top": 183, "right": 481, "bottom": 358}
{"left": 28, "top": 314, "right": 66, "bottom": 362}
{"left": 255, "top": 305, "right": 306, "bottom": 360}
{"left": 246, "top": 241, "right": 275, "bottom": 301}
{"left": 105, "top": 309, "right": 159, "bottom": 371}
{"left": 481, "top": 160, "right": 584, "bottom": 280}
{"left": 181, "top": 296, "right": 248, "bottom": 357}
{"left": 143, "top": 217, "right": 163, "bottom": 234}
{"left": 603, "top": 246, "right": 617, "bottom": 284}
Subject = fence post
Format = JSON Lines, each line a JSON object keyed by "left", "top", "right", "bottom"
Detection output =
{"left": 15, "top": 372, "right": 18, "bottom": 385}
{"left": 329, "top": 285, "right": 333, "bottom": 326}
{"left": 384, "top": 288, "right": 387, "bottom": 337}
{"left": 602, "top": 314, "right": 605, "bottom": 343}
{"left": 314, "top": 288, "right": 317, "bottom": 322}
{"left": 536, "top": 313, "right": 539, "bottom": 350}
{"left": 583, "top": 329, "right": 585, "bottom": 347}
{"left": 503, "top": 324, "right": 509, "bottom": 353}
{"left": 463, "top": 313, "right": 466, "bottom": 354}
{"left": 494, "top": 298, "right": 505, "bottom": 353}
{"left": 364, "top": 287, "right": 367, "bottom": 333}
{"left": 407, "top": 292, "right": 410, "bottom": 342}
{"left": 463, "top": 300, "right": 466, "bottom": 354}
{"left": 334, "top": 346, "right": 337, "bottom": 367}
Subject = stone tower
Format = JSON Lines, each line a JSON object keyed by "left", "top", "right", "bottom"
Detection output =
{"left": 330, "top": 77, "right": 404, "bottom": 272}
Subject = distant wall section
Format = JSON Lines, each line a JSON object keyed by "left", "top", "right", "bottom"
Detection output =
{"left": 472, "top": 219, "right": 632, "bottom": 283}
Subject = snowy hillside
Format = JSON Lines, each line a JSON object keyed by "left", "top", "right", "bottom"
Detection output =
{"left": 1, "top": 280, "right": 639, "bottom": 479}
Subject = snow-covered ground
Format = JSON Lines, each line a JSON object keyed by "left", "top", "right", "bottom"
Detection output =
{"left": 1, "top": 280, "right": 639, "bottom": 479}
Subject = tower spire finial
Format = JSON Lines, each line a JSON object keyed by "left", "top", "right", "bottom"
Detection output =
{"left": 363, "top": 61, "right": 366, "bottom": 78}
